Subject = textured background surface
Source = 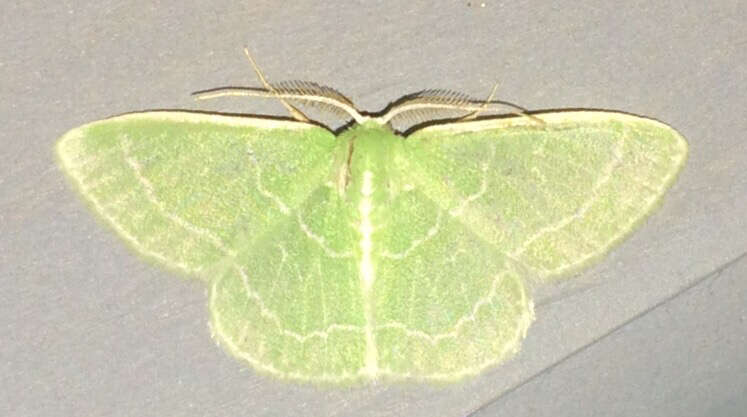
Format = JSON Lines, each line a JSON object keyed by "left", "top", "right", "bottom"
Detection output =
{"left": 2, "top": 1, "right": 745, "bottom": 416}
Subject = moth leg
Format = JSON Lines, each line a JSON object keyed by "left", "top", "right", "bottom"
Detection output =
{"left": 243, "top": 47, "right": 311, "bottom": 123}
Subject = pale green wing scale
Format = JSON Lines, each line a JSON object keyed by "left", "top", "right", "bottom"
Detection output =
{"left": 406, "top": 111, "right": 688, "bottom": 280}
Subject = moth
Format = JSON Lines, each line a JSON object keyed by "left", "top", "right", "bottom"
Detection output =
{"left": 57, "top": 49, "right": 688, "bottom": 383}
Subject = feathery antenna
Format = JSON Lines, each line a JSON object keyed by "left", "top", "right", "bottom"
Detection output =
{"left": 193, "top": 48, "right": 366, "bottom": 124}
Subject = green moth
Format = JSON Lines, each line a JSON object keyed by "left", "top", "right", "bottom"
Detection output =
{"left": 56, "top": 51, "right": 688, "bottom": 384}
